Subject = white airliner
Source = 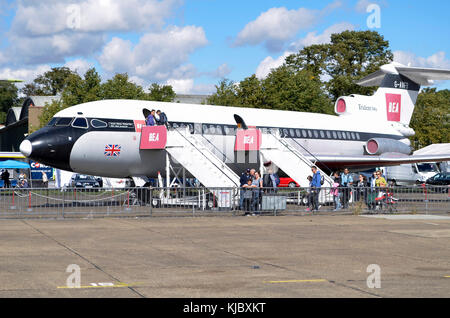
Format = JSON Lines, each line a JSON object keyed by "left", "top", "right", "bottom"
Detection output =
{"left": 19, "top": 63, "right": 450, "bottom": 184}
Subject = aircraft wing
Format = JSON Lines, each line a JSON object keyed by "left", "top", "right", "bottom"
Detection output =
{"left": 308, "top": 153, "right": 450, "bottom": 171}
{"left": 0, "top": 79, "right": 23, "bottom": 83}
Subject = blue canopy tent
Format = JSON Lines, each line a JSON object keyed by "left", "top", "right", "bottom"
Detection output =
{"left": 0, "top": 160, "right": 31, "bottom": 187}
{"left": 0, "top": 160, "right": 30, "bottom": 169}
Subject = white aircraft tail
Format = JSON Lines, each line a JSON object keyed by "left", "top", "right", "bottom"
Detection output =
{"left": 334, "top": 62, "right": 450, "bottom": 132}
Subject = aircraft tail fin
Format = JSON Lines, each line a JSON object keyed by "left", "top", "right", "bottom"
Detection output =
{"left": 335, "top": 63, "right": 450, "bottom": 129}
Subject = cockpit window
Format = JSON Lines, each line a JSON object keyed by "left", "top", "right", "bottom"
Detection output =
{"left": 47, "top": 117, "right": 58, "bottom": 126}
{"left": 55, "top": 117, "right": 74, "bottom": 126}
{"left": 72, "top": 117, "right": 88, "bottom": 129}
{"left": 91, "top": 119, "right": 108, "bottom": 128}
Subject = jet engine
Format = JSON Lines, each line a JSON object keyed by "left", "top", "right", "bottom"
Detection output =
{"left": 365, "top": 138, "right": 412, "bottom": 155}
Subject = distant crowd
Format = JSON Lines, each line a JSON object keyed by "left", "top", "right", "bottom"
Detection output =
{"left": 239, "top": 165, "right": 280, "bottom": 215}
{"left": 239, "top": 164, "right": 390, "bottom": 214}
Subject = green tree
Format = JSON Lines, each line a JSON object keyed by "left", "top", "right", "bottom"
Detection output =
{"left": 147, "top": 83, "right": 176, "bottom": 102}
{"left": 286, "top": 30, "right": 393, "bottom": 100}
{"left": 263, "top": 66, "right": 333, "bottom": 113}
{"left": 207, "top": 79, "right": 240, "bottom": 106}
{"left": 0, "top": 82, "right": 19, "bottom": 123}
{"left": 22, "top": 67, "right": 76, "bottom": 96}
{"left": 410, "top": 88, "right": 450, "bottom": 148}
{"left": 100, "top": 73, "right": 147, "bottom": 100}
{"left": 207, "top": 67, "right": 333, "bottom": 114}
{"left": 38, "top": 71, "right": 162, "bottom": 129}
{"left": 236, "top": 75, "right": 265, "bottom": 108}
{"left": 38, "top": 68, "right": 103, "bottom": 129}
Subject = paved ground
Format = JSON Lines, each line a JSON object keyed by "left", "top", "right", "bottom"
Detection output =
{"left": 0, "top": 214, "right": 449, "bottom": 298}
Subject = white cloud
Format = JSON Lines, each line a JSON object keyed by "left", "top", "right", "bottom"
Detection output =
{"left": 355, "top": 0, "right": 373, "bottom": 13}
{"left": 15, "top": 33, "right": 104, "bottom": 65}
{"left": 99, "top": 26, "right": 208, "bottom": 82}
{"left": 166, "top": 78, "right": 215, "bottom": 95}
{"left": 166, "top": 78, "right": 194, "bottom": 94}
{"left": 233, "top": 3, "right": 343, "bottom": 52}
{"left": 289, "top": 22, "right": 355, "bottom": 50}
{"left": 64, "top": 59, "right": 94, "bottom": 76}
{"left": 255, "top": 22, "right": 355, "bottom": 80}
{"left": 0, "top": 64, "right": 52, "bottom": 93}
{"left": 233, "top": 7, "right": 318, "bottom": 52}
{"left": 255, "top": 51, "right": 294, "bottom": 79}
{"left": 12, "top": 0, "right": 182, "bottom": 36}
{"left": 1, "top": 0, "right": 182, "bottom": 67}
{"left": 394, "top": 51, "right": 450, "bottom": 69}
{"left": 212, "top": 63, "right": 231, "bottom": 78}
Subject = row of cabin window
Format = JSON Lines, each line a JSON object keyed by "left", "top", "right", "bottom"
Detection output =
{"left": 280, "top": 128, "right": 362, "bottom": 141}
{"left": 170, "top": 122, "right": 362, "bottom": 141}
{"left": 49, "top": 118, "right": 362, "bottom": 141}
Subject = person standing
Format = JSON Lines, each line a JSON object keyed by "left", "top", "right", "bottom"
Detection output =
{"left": 310, "top": 166, "right": 322, "bottom": 212}
{"left": 340, "top": 168, "right": 353, "bottom": 209}
{"left": 355, "top": 174, "right": 369, "bottom": 208}
{"left": 331, "top": 172, "right": 342, "bottom": 211}
{"left": 306, "top": 175, "right": 313, "bottom": 211}
{"left": 42, "top": 171, "right": 48, "bottom": 188}
{"left": 239, "top": 169, "right": 252, "bottom": 210}
{"left": 2, "top": 169, "right": 10, "bottom": 188}
{"left": 262, "top": 167, "right": 279, "bottom": 193}
{"left": 251, "top": 171, "right": 263, "bottom": 214}
{"left": 156, "top": 110, "right": 168, "bottom": 127}
{"left": 146, "top": 110, "right": 156, "bottom": 126}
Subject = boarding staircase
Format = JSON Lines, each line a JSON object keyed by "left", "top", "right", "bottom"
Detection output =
{"left": 260, "top": 131, "right": 334, "bottom": 188}
{"left": 165, "top": 128, "right": 240, "bottom": 189}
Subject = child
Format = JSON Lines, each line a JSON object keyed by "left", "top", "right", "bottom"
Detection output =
{"left": 332, "top": 172, "right": 341, "bottom": 211}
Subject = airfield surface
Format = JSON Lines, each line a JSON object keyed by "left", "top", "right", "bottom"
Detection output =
{"left": 0, "top": 214, "right": 449, "bottom": 298}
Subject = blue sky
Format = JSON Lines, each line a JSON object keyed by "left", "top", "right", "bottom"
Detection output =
{"left": 1, "top": 0, "right": 449, "bottom": 94}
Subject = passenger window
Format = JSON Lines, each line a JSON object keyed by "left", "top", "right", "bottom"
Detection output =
{"left": 313, "top": 130, "right": 319, "bottom": 138}
{"left": 337, "top": 131, "right": 342, "bottom": 139}
{"left": 356, "top": 133, "right": 361, "bottom": 140}
{"left": 302, "top": 130, "right": 307, "bottom": 138}
{"left": 307, "top": 130, "right": 312, "bottom": 138}
{"left": 320, "top": 131, "right": 325, "bottom": 138}
{"left": 55, "top": 117, "right": 74, "bottom": 126}
{"left": 326, "top": 131, "right": 331, "bottom": 139}
{"left": 91, "top": 119, "right": 107, "bottom": 128}
{"left": 332, "top": 131, "right": 337, "bottom": 139}
{"left": 72, "top": 117, "right": 88, "bottom": 129}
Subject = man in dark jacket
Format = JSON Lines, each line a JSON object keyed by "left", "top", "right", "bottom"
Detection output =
{"left": 1, "top": 169, "right": 10, "bottom": 188}
{"left": 156, "top": 110, "right": 168, "bottom": 126}
{"left": 240, "top": 169, "right": 253, "bottom": 209}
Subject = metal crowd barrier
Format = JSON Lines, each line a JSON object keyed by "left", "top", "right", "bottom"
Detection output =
{"left": 0, "top": 185, "right": 448, "bottom": 219}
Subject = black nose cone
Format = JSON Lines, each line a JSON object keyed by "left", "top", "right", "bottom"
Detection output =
{"left": 21, "top": 126, "right": 75, "bottom": 171}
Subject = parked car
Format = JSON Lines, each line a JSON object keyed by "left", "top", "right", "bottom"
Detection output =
{"left": 426, "top": 172, "right": 450, "bottom": 187}
{"left": 70, "top": 174, "right": 101, "bottom": 189}
{"left": 278, "top": 177, "right": 300, "bottom": 188}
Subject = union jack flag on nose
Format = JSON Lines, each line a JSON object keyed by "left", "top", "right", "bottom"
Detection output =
{"left": 104, "top": 144, "right": 121, "bottom": 157}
